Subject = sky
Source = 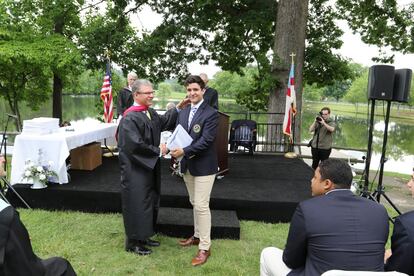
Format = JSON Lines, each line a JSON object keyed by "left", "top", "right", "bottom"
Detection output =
{"left": 131, "top": 3, "right": 414, "bottom": 78}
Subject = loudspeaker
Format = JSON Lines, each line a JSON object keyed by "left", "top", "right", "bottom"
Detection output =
{"left": 367, "top": 65, "right": 395, "bottom": 100}
{"left": 392, "top": 69, "right": 412, "bottom": 103}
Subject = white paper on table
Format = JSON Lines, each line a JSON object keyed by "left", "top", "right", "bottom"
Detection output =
{"left": 166, "top": 124, "right": 193, "bottom": 161}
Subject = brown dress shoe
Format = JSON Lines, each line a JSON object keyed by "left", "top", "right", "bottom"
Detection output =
{"left": 191, "top": 249, "right": 210, "bottom": 266}
{"left": 178, "top": 236, "right": 200, "bottom": 247}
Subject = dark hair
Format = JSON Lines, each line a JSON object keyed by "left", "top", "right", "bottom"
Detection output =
{"left": 184, "top": 75, "right": 205, "bottom": 89}
{"left": 318, "top": 159, "right": 353, "bottom": 189}
{"left": 321, "top": 107, "right": 331, "bottom": 114}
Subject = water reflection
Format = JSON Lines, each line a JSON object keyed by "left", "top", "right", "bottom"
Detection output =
{"left": 1, "top": 97, "right": 412, "bottom": 174}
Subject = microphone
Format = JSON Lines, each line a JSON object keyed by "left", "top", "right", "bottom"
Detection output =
{"left": 6, "top": 113, "right": 18, "bottom": 119}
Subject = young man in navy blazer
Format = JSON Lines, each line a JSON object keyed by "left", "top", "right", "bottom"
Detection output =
{"left": 170, "top": 75, "right": 218, "bottom": 266}
{"left": 260, "top": 159, "right": 389, "bottom": 276}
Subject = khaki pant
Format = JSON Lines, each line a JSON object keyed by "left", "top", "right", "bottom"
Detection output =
{"left": 183, "top": 172, "right": 215, "bottom": 251}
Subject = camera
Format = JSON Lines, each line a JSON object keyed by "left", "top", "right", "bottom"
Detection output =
{"left": 315, "top": 111, "right": 323, "bottom": 122}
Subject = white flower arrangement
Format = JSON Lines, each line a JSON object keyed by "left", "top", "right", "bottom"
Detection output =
{"left": 21, "top": 149, "right": 57, "bottom": 186}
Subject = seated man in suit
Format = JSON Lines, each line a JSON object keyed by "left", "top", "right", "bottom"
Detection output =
{"left": 384, "top": 168, "right": 414, "bottom": 275}
{"left": 260, "top": 159, "right": 389, "bottom": 276}
{"left": 0, "top": 155, "right": 76, "bottom": 276}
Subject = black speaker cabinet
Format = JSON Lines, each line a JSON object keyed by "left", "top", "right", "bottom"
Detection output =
{"left": 367, "top": 65, "right": 395, "bottom": 100}
{"left": 392, "top": 69, "right": 412, "bottom": 103}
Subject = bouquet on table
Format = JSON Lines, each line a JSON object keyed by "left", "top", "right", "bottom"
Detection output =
{"left": 21, "top": 149, "right": 57, "bottom": 188}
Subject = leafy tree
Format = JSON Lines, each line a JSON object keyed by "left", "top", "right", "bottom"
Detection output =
{"left": 303, "top": 83, "right": 324, "bottom": 101}
{"left": 210, "top": 69, "right": 249, "bottom": 98}
{"left": 64, "top": 68, "right": 126, "bottom": 95}
{"left": 156, "top": 82, "right": 172, "bottom": 102}
{"left": 0, "top": 29, "right": 80, "bottom": 130}
{"left": 0, "top": 0, "right": 83, "bottom": 126}
{"left": 336, "top": 0, "right": 414, "bottom": 61}
{"left": 344, "top": 70, "right": 369, "bottom": 112}
{"left": 323, "top": 80, "right": 352, "bottom": 102}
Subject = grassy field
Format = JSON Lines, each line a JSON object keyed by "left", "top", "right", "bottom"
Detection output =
{"left": 17, "top": 204, "right": 400, "bottom": 276}
{"left": 304, "top": 101, "right": 414, "bottom": 125}
{"left": 19, "top": 209, "right": 289, "bottom": 276}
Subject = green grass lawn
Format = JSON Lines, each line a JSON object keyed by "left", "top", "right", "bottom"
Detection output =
{"left": 304, "top": 102, "right": 414, "bottom": 125}
{"left": 18, "top": 206, "right": 398, "bottom": 276}
{"left": 19, "top": 209, "right": 289, "bottom": 276}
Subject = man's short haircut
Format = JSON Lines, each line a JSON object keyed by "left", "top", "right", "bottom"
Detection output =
{"left": 184, "top": 75, "right": 206, "bottom": 89}
{"left": 318, "top": 159, "right": 353, "bottom": 189}
{"left": 321, "top": 107, "right": 331, "bottom": 114}
{"left": 127, "top": 72, "right": 138, "bottom": 79}
{"left": 131, "top": 79, "right": 152, "bottom": 94}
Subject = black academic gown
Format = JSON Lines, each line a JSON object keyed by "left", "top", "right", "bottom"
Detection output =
{"left": 203, "top": 87, "right": 218, "bottom": 110}
{"left": 0, "top": 206, "right": 76, "bottom": 276}
{"left": 117, "top": 87, "right": 134, "bottom": 117}
{"left": 118, "top": 107, "right": 177, "bottom": 241}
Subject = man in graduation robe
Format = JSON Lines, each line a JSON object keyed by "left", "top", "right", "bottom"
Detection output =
{"left": 117, "top": 72, "right": 138, "bottom": 118}
{"left": 117, "top": 79, "right": 187, "bottom": 256}
{"left": 0, "top": 155, "right": 76, "bottom": 276}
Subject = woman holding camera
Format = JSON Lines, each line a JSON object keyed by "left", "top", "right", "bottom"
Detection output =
{"left": 309, "top": 107, "right": 336, "bottom": 170}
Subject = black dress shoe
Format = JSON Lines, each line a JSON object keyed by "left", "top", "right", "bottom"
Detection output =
{"left": 139, "top": 239, "right": 160, "bottom": 247}
{"left": 126, "top": 245, "right": 152, "bottom": 256}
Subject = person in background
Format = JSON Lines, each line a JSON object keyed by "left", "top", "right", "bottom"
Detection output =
{"left": 0, "top": 155, "right": 77, "bottom": 276}
{"left": 384, "top": 168, "right": 414, "bottom": 275}
{"left": 166, "top": 102, "right": 176, "bottom": 110}
{"left": 199, "top": 73, "right": 218, "bottom": 110}
{"left": 170, "top": 75, "right": 218, "bottom": 266}
{"left": 309, "top": 107, "right": 335, "bottom": 170}
{"left": 117, "top": 72, "right": 138, "bottom": 118}
{"left": 406, "top": 168, "right": 414, "bottom": 198}
{"left": 260, "top": 159, "right": 389, "bottom": 276}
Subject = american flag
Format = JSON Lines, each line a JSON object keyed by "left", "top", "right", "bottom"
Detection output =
{"left": 100, "top": 61, "right": 113, "bottom": 123}
{"left": 282, "top": 62, "right": 297, "bottom": 142}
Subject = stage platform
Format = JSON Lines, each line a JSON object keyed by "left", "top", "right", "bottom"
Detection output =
{"left": 7, "top": 153, "right": 313, "bottom": 224}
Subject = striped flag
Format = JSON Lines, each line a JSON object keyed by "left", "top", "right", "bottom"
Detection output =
{"left": 282, "top": 62, "right": 297, "bottom": 142}
{"left": 100, "top": 61, "right": 113, "bottom": 123}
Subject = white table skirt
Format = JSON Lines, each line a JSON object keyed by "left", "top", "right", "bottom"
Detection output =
{"left": 11, "top": 123, "right": 117, "bottom": 185}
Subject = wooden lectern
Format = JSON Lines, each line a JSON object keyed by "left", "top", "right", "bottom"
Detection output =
{"left": 216, "top": 111, "right": 229, "bottom": 175}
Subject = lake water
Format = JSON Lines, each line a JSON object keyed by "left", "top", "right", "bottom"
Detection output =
{"left": 1, "top": 95, "right": 413, "bottom": 174}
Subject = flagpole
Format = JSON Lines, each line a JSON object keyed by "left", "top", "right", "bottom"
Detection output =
{"left": 284, "top": 53, "right": 297, "bottom": 159}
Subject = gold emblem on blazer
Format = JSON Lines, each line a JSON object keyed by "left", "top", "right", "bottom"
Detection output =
{"left": 193, "top": 124, "right": 201, "bottom": 133}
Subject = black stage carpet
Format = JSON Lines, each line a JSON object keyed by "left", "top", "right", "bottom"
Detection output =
{"left": 7, "top": 154, "right": 313, "bottom": 223}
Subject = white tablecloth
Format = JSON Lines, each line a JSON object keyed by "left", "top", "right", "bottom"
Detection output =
{"left": 11, "top": 123, "right": 117, "bottom": 185}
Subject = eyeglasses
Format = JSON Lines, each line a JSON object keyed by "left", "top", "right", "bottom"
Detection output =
{"left": 321, "top": 113, "right": 329, "bottom": 115}
{"left": 138, "top": 91, "right": 155, "bottom": 95}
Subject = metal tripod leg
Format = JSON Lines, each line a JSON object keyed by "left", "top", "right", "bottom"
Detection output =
{"left": 372, "top": 188, "right": 402, "bottom": 216}
{"left": 1, "top": 176, "right": 31, "bottom": 209}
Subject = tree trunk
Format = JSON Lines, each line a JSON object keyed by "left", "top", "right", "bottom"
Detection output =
{"left": 53, "top": 73, "right": 63, "bottom": 123}
{"left": 268, "top": 0, "right": 309, "bottom": 150}
{"left": 53, "top": 19, "right": 64, "bottom": 123}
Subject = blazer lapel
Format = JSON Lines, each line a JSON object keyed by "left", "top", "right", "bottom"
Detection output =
{"left": 189, "top": 102, "right": 206, "bottom": 132}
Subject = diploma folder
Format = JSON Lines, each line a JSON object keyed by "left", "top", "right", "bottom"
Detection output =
{"left": 166, "top": 124, "right": 193, "bottom": 160}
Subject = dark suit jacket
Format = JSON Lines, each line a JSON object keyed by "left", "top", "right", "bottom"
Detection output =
{"left": 117, "top": 87, "right": 133, "bottom": 117}
{"left": 283, "top": 190, "right": 389, "bottom": 276}
{"left": 177, "top": 101, "right": 218, "bottom": 176}
{"left": 385, "top": 210, "right": 414, "bottom": 275}
{"left": 203, "top": 87, "right": 218, "bottom": 110}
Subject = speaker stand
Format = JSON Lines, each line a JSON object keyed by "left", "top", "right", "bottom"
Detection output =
{"left": 361, "top": 100, "right": 375, "bottom": 197}
{"left": 361, "top": 100, "right": 401, "bottom": 216}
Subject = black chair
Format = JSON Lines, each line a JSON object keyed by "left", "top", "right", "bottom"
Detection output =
{"left": 229, "top": 119, "right": 257, "bottom": 154}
